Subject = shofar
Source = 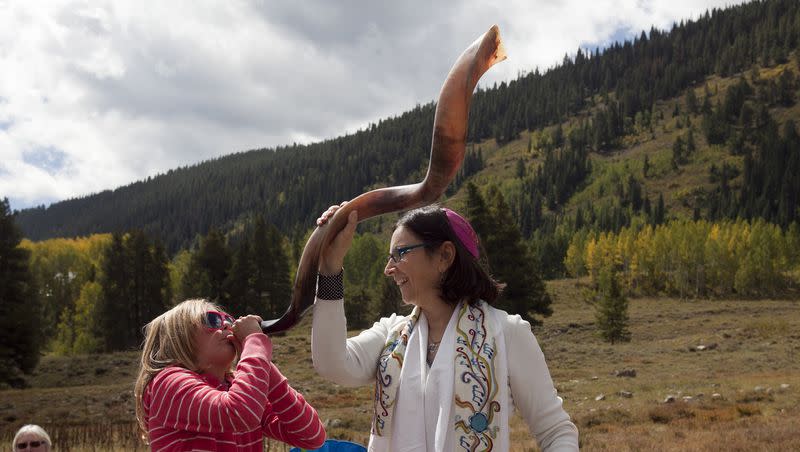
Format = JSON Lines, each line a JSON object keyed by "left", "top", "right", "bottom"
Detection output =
{"left": 261, "top": 25, "right": 506, "bottom": 333}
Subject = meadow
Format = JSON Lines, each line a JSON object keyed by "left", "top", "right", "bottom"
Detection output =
{"left": 1, "top": 278, "right": 798, "bottom": 451}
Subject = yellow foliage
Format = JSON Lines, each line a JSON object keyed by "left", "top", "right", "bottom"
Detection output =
{"left": 567, "top": 219, "right": 794, "bottom": 298}
{"left": 23, "top": 234, "right": 112, "bottom": 354}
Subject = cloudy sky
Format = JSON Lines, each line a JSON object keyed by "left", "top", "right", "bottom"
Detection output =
{"left": 0, "top": 0, "right": 746, "bottom": 211}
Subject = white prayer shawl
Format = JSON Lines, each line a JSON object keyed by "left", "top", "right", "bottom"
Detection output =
{"left": 369, "top": 301, "right": 510, "bottom": 451}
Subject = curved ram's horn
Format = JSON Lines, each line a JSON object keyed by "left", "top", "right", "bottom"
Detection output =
{"left": 261, "top": 25, "right": 506, "bottom": 333}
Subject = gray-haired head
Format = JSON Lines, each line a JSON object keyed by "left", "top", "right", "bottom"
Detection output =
{"left": 13, "top": 424, "right": 52, "bottom": 450}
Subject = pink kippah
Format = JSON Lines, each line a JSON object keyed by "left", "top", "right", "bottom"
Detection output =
{"left": 443, "top": 208, "right": 480, "bottom": 259}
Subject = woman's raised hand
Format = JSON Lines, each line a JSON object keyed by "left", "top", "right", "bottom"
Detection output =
{"left": 317, "top": 202, "right": 358, "bottom": 275}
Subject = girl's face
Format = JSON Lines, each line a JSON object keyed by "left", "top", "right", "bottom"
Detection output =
{"left": 194, "top": 312, "right": 237, "bottom": 374}
{"left": 384, "top": 226, "right": 443, "bottom": 307}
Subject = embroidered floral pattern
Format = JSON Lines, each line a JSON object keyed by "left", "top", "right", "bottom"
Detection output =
{"left": 454, "top": 302, "right": 500, "bottom": 451}
{"left": 373, "top": 307, "right": 420, "bottom": 436}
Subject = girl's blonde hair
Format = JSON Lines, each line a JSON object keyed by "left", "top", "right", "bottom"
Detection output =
{"left": 134, "top": 298, "right": 228, "bottom": 443}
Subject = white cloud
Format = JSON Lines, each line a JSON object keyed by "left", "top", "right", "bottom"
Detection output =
{"left": 0, "top": 0, "right": 747, "bottom": 210}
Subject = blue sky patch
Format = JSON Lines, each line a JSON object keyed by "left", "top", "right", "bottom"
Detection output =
{"left": 22, "top": 146, "right": 69, "bottom": 175}
{"left": 7, "top": 195, "right": 55, "bottom": 212}
{"left": 581, "top": 25, "right": 637, "bottom": 53}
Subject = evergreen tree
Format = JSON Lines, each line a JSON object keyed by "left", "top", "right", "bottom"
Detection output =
{"left": 594, "top": 266, "right": 631, "bottom": 344}
{"left": 672, "top": 135, "right": 686, "bottom": 169}
{"left": 266, "top": 223, "right": 292, "bottom": 318}
{"left": 654, "top": 193, "right": 666, "bottom": 225}
{"left": 723, "top": 78, "right": 752, "bottom": 122}
{"left": 701, "top": 88, "right": 713, "bottom": 115}
{"left": 0, "top": 198, "right": 39, "bottom": 387}
{"left": 778, "top": 120, "right": 800, "bottom": 226}
{"left": 515, "top": 158, "right": 526, "bottom": 179}
{"left": 147, "top": 240, "right": 171, "bottom": 335}
{"left": 552, "top": 123, "right": 564, "bottom": 148}
{"left": 188, "top": 228, "right": 231, "bottom": 304}
{"left": 226, "top": 237, "right": 254, "bottom": 316}
{"left": 98, "top": 233, "right": 130, "bottom": 351}
{"left": 474, "top": 185, "right": 552, "bottom": 324}
{"left": 251, "top": 218, "right": 271, "bottom": 315}
{"left": 778, "top": 69, "right": 796, "bottom": 106}
{"left": 464, "top": 182, "right": 492, "bottom": 241}
{"left": 686, "top": 127, "right": 697, "bottom": 154}
{"left": 685, "top": 88, "right": 699, "bottom": 114}
{"left": 702, "top": 102, "right": 729, "bottom": 145}
{"left": 97, "top": 231, "right": 170, "bottom": 351}
{"left": 126, "top": 230, "right": 170, "bottom": 345}
{"left": 626, "top": 175, "right": 643, "bottom": 211}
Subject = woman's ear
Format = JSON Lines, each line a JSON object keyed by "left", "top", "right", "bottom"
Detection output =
{"left": 439, "top": 241, "right": 456, "bottom": 271}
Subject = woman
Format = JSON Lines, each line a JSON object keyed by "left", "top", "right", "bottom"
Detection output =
{"left": 12, "top": 425, "right": 51, "bottom": 451}
{"left": 134, "top": 299, "right": 326, "bottom": 451}
{"left": 312, "top": 203, "right": 578, "bottom": 451}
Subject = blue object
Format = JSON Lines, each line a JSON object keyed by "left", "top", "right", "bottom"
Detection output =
{"left": 469, "top": 412, "right": 489, "bottom": 433}
{"left": 290, "top": 439, "right": 367, "bottom": 452}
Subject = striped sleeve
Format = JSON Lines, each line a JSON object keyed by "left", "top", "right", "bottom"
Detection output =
{"left": 261, "top": 362, "right": 326, "bottom": 449}
{"left": 147, "top": 333, "right": 273, "bottom": 434}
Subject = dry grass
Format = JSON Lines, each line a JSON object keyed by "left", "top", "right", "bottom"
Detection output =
{"left": 536, "top": 278, "right": 800, "bottom": 451}
{"left": 2, "top": 278, "right": 798, "bottom": 450}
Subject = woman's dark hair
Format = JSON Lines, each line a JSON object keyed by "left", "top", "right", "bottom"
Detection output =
{"left": 396, "top": 205, "right": 505, "bottom": 305}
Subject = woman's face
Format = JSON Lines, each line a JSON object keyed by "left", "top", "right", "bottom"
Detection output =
{"left": 194, "top": 315, "right": 237, "bottom": 373}
{"left": 384, "top": 226, "right": 443, "bottom": 306}
{"left": 14, "top": 433, "right": 49, "bottom": 451}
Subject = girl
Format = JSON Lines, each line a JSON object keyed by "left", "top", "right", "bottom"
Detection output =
{"left": 135, "top": 299, "right": 326, "bottom": 451}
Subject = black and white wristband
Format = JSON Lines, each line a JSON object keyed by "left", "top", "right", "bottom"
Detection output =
{"left": 316, "top": 269, "right": 344, "bottom": 300}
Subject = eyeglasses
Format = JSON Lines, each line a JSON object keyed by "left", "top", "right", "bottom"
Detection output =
{"left": 16, "top": 441, "right": 46, "bottom": 449}
{"left": 203, "top": 310, "right": 234, "bottom": 330}
{"left": 388, "top": 243, "right": 431, "bottom": 264}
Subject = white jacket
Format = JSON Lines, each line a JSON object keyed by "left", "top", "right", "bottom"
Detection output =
{"left": 311, "top": 298, "right": 579, "bottom": 451}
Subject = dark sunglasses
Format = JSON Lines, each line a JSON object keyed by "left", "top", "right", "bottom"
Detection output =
{"left": 16, "top": 441, "right": 46, "bottom": 449}
{"left": 388, "top": 243, "right": 432, "bottom": 264}
{"left": 203, "top": 310, "right": 234, "bottom": 330}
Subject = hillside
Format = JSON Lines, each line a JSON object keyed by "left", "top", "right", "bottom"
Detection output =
{"left": 459, "top": 62, "right": 800, "bottom": 218}
{"left": 14, "top": 0, "right": 800, "bottom": 256}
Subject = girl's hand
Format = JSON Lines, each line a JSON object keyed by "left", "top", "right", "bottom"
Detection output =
{"left": 317, "top": 202, "right": 358, "bottom": 275}
{"left": 231, "top": 315, "right": 263, "bottom": 342}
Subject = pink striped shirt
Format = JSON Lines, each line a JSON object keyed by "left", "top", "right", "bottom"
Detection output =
{"left": 142, "top": 333, "right": 326, "bottom": 451}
